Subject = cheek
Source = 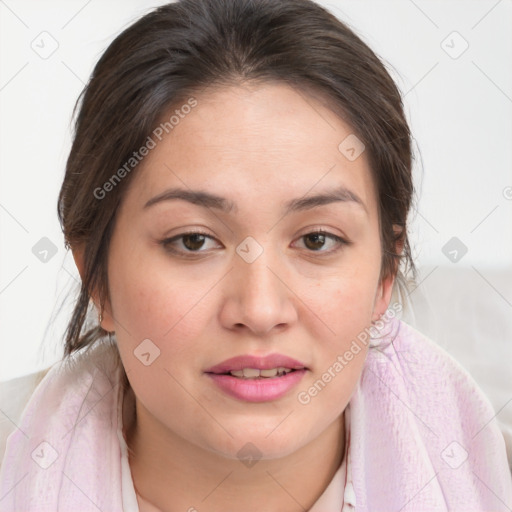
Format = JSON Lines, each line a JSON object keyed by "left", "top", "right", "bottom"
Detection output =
{"left": 107, "top": 248, "right": 211, "bottom": 357}
{"left": 297, "top": 247, "right": 381, "bottom": 389}
{"left": 302, "top": 252, "right": 381, "bottom": 336}
{"left": 295, "top": 277, "right": 374, "bottom": 422}
{"left": 309, "top": 279, "right": 374, "bottom": 371}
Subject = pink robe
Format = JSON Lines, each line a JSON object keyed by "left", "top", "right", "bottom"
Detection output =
{"left": 1, "top": 318, "right": 511, "bottom": 510}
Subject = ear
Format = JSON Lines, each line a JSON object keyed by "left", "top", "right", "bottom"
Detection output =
{"left": 71, "top": 244, "right": 116, "bottom": 333}
{"left": 372, "top": 273, "right": 395, "bottom": 322}
{"left": 371, "top": 224, "right": 404, "bottom": 322}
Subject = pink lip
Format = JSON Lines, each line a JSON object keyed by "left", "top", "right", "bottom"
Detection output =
{"left": 204, "top": 353, "right": 308, "bottom": 403}
{"left": 206, "top": 370, "right": 307, "bottom": 403}
{"left": 204, "top": 353, "right": 308, "bottom": 374}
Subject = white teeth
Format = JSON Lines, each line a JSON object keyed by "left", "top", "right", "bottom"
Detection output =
{"left": 228, "top": 367, "right": 293, "bottom": 379}
{"left": 259, "top": 368, "right": 279, "bottom": 378}
{"left": 243, "top": 368, "right": 260, "bottom": 378}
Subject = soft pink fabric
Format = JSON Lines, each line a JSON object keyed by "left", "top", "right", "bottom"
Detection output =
{"left": 350, "top": 319, "right": 512, "bottom": 510}
{"left": 1, "top": 318, "right": 511, "bottom": 511}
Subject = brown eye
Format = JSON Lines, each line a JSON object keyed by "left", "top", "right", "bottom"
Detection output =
{"left": 304, "top": 232, "right": 327, "bottom": 251}
{"left": 160, "top": 231, "right": 218, "bottom": 255}
{"left": 181, "top": 233, "right": 207, "bottom": 251}
{"left": 295, "top": 230, "right": 349, "bottom": 254}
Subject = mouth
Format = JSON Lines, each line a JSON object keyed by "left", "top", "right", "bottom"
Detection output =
{"left": 213, "top": 367, "right": 299, "bottom": 379}
{"left": 204, "top": 353, "right": 308, "bottom": 402}
{"left": 204, "top": 353, "right": 308, "bottom": 375}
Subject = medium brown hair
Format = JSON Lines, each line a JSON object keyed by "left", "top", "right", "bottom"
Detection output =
{"left": 58, "top": 0, "right": 415, "bottom": 357}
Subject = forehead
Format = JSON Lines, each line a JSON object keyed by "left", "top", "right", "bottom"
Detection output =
{"left": 124, "top": 82, "right": 377, "bottom": 217}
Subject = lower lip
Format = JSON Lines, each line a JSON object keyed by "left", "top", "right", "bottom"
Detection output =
{"left": 206, "top": 370, "right": 307, "bottom": 402}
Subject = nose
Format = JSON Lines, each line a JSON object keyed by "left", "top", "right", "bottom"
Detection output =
{"left": 219, "top": 243, "right": 298, "bottom": 336}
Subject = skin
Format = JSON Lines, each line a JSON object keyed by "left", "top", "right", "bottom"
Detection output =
{"left": 74, "top": 82, "right": 397, "bottom": 512}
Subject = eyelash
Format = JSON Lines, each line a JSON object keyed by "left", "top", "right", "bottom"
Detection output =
{"left": 160, "top": 229, "right": 350, "bottom": 257}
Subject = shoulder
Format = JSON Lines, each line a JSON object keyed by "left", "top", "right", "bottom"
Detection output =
{"left": 386, "top": 319, "right": 487, "bottom": 394}
{"left": 357, "top": 319, "right": 512, "bottom": 502}
{"left": 0, "top": 368, "right": 49, "bottom": 467}
{"left": 0, "top": 341, "right": 121, "bottom": 471}
{"left": 385, "top": 320, "right": 512, "bottom": 472}
{"left": 365, "top": 318, "right": 507, "bottom": 451}
{"left": 384, "top": 320, "right": 496, "bottom": 415}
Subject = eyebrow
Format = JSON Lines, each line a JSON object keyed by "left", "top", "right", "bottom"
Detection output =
{"left": 143, "top": 185, "right": 367, "bottom": 215}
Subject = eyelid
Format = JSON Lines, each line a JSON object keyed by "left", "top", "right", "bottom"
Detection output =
{"left": 160, "top": 229, "right": 220, "bottom": 254}
{"left": 160, "top": 227, "right": 350, "bottom": 256}
{"left": 291, "top": 229, "right": 350, "bottom": 254}
{"left": 296, "top": 226, "right": 350, "bottom": 243}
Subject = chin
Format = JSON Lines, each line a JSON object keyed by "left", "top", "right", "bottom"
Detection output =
{"left": 200, "top": 422, "right": 310, "bottom": 462}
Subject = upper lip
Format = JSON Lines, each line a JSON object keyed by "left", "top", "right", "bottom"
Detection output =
{"left": 205, "top": 354, "right": 308, "bottom": 374}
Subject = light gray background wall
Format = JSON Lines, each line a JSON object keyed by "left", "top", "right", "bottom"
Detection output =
{"left": 1, "top": 0, "right": 511, "bottom": 381}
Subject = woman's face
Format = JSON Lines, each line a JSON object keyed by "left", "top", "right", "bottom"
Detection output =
{"left": 99, "top": 83, "right": 394, "bottom": 459}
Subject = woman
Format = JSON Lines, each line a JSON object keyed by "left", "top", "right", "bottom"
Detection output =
{"left": 1, "top": 0, "right": 511, "bottom": 510}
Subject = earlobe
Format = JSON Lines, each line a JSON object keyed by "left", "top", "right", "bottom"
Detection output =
{"left": 372, "top": 274, "right": 395, "bottom": 322}
{"left": 372, "top": 224, "right": 404, "bottom": 322}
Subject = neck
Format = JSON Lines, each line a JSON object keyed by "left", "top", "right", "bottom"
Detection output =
{"left": 125, "top": 401, "right": 346, "bottom": 512}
